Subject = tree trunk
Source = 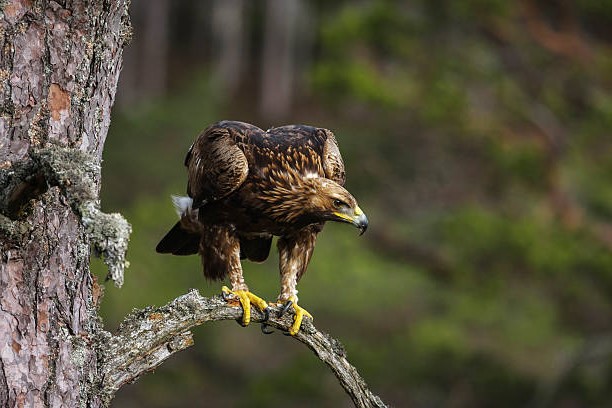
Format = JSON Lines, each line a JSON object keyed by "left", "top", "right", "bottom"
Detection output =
{"left": 211, "top": 0, "right": 245, "bottom": 95}
{"left": 260, "top": 0, "right": 301, "bottom": 119}
{"left": 0, "top": 1, "right": 130, "bottom": 406}
{"left": 141, "top": 0, "right": 169, "bottom": 99}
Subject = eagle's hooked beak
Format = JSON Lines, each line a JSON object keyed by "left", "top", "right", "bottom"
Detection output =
{"left": 354, "top": 208, "right": 369, "bottom": 236}
{"left": 333, "top": 206, "right": 368, "bottom": 235}
{"left": 354, "top": 213, "right": 369, "bottom": 235}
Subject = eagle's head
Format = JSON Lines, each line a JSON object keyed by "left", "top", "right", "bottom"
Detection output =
{"left": 306, "top": 178, "right": 368, "bottom": 235}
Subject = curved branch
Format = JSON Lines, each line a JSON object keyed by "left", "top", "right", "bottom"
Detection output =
{"left": 99, "top": 289, "right": 387, "bottom": 408}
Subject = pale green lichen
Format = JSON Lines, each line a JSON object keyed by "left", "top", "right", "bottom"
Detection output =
{"left": 80, "top": 201, "right": 131, "bottom": 287}
{"left": 0, "top": 213, "right": 27, "bottom": 241}
{"left": 32, "top": 145, "right": 99, "bottom": 204}
{"left": 31, "top": 145, "right": 131, "bottom": 287}
{"left": 69, "top": 332, "right": 90, "bottom": 369}
{"left": 1, "top": 145, "right": 130, "bottom": 285}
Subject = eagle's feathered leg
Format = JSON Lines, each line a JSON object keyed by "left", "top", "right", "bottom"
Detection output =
{"left": 201, "top": 225, "right": 269, "bottom": 326}
{"left": 276, "top": 225, "right": 321, "bottom": 335}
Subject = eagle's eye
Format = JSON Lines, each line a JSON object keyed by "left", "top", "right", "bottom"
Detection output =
{"left": 333, "top": 199, "right": 349, "bottom": 209}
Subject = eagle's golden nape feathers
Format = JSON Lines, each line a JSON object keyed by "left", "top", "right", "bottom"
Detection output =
{"left": 156, "top": 120, "right": 368, "bottom": 336}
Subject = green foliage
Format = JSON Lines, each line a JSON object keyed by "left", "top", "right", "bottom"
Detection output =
{"left": 101, "top": 1, "right": 612, "bottom": 406}
{"left": 102, "top": 75, "right": 220, "bottom": 209}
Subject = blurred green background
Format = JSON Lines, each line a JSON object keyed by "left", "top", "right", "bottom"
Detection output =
{"left": 94, "top": 0, "right": 612, "bottom": 406}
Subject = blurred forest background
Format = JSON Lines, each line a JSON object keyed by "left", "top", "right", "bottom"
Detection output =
{"left": 94, "top": 0, "right": 612, "bottom": 407}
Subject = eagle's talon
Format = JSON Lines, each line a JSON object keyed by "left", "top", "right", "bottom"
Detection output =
{"left": 221, "top": 288, "right": 232, "bottom": 301}
{"left": 279, "top": 299, "right": 293, "bottom": 317}
{"left": 279, "top": 297, "right": 312, "bottom": 336}
{"left": 261, "top": 323, "right": 274, "bottom": 334}
{"left": 220, "top": 286, "right": 269, "bottom": 327}
{"left": 262, "top": 306, "right": 271, "bottom": 322}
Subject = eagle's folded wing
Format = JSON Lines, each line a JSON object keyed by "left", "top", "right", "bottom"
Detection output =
{"left": 321, "top": 129, "right": 346, "bottom": 186}
{"left": 185, "top": 123, "right": 250, "bottom": 208}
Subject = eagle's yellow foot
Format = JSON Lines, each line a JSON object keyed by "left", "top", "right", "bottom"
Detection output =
{"left": 221, "top": 286, "right": 270, "bottom": 326}
{"left": 280, "top": 296, "right": 313, "bottom": 336}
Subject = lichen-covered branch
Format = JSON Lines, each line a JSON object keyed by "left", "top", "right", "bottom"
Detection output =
{"left": 0, "top": 145, "right": 131, "bottom": 286}
{"left": 100, "top": 290, "right": 387, "bottom": 408}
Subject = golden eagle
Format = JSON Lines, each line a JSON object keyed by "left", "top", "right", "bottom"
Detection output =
{"left": 156, "top": 120, "right": 368, "bottom": 335}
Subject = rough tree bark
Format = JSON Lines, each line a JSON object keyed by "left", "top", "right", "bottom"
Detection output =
{"left": 260, "top": 0, "right": 301, "bottom": 119}
{"left": 211, "top": 0, "right": 245, "bottom": 95}
{"left": 0, "top": 1, "right": 131, "bottom": 406}
{"left": 0, "top": 1, "right": 387, "bottom": 407}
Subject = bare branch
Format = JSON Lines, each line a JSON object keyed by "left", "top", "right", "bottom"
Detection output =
{"left": 100, "top": 289, "right": 387, "bottom": 408}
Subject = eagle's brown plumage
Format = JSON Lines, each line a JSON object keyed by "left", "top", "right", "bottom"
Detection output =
{"left": 156, "top": 120, "right": 368, "bottom": 334}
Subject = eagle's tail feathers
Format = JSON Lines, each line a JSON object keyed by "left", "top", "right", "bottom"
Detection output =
{"left": 171, "top": 195, "right": 193, "bottom": 217}
{"left": 156, "top": 221, "right": 200, "bottom": 255}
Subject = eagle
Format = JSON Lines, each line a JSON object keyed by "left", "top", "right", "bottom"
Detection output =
{"left": 156, "top": 120, "right": 368, "bottom": 335}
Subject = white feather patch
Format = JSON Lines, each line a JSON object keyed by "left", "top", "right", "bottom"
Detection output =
{"left": 171, "top": 195, "right": 193, "bottom": 217}
{"left": 304, "top": 171, "right": 320, "bottom": 179}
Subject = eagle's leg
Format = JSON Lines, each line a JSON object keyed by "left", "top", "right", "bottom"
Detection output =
{"left": 276, "top": 278, "right": 314, "bottom": 336}
{"left": 277, "top": 226, "right": 320, "bottom": 335}
{"left": 218, "top": 236, "right": 269, "bottom": 326}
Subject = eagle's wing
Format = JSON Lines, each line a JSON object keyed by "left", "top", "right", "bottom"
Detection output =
{"left": 320, "top": 129, "right": 346, "bottom": 186}
{"left": 240, "top": 235, "right": 273, "bottom": 262}
{"left": 264, "top": 125, "right": 345, "bottom": 185}
{"left": 185, "top": 122, "right": 253, "bottom": 208}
